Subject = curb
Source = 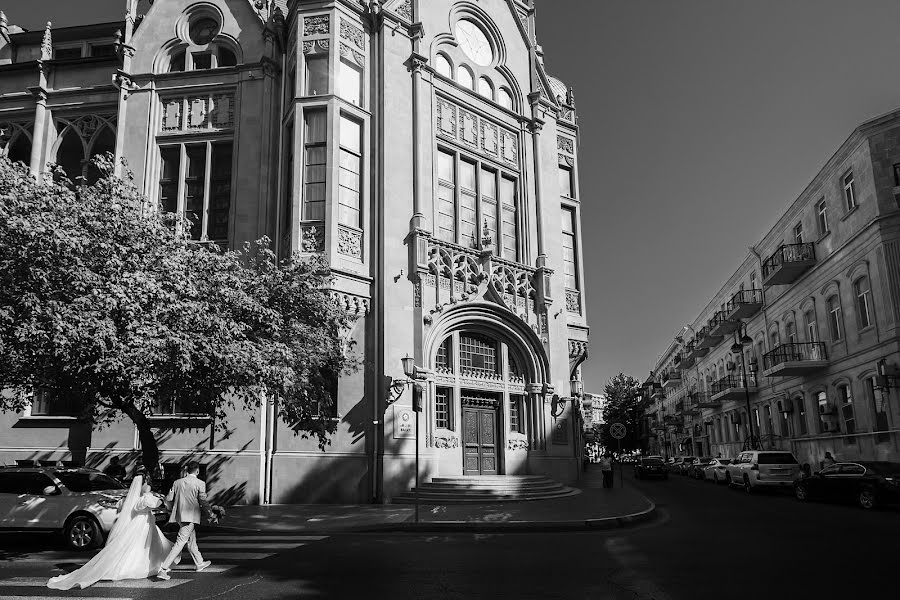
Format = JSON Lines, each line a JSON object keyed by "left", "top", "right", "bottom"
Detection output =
{"left": 197, "top": 501, "right": 658, "bottom": 535}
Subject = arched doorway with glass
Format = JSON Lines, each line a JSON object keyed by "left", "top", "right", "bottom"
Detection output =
{"left": 431, "top": 330, "right": 533, "bottom": 476}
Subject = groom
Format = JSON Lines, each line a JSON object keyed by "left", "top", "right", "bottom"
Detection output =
{"left": 156, "top": 462, "right": 212, "bottom": 580}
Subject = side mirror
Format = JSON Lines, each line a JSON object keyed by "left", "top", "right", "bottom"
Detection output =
{"left": 42, "top": 485, "right": 60, "bottom": 496}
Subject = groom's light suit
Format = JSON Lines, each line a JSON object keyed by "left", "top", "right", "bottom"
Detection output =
{"left": 160, "top": 473, "right": 212, "bottom": 569}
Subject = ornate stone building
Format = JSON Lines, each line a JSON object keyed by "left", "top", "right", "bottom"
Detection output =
{"left": 642, "top": 107, "right": 900, "bottom": 467}
{"left": 0, "top": 0, "right": 589, "bottom": 503}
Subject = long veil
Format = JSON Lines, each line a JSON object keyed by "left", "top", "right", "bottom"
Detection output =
{"left": 106, "top": 474, "right": 142, "bottom": 544}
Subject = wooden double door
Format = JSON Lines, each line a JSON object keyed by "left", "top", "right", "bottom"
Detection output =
{"left": 462, "top": 392, "right": 500, "bottom": 476}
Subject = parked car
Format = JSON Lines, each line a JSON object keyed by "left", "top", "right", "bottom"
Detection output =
{"left": 794, "top": 461, "right": 900, "bottom": 509}
{"left": 703, "top": 458, "right": 732, "bottom": 484}
{"left": 671, "top": 456, "right": 696, "bottom": 475}
{"left": 725, "top": 451, "right": 801, "bottom": 493}
{"left": 0, "top": 466, "right": 168, "bottom": 550}
{"left": 634, "top": 456, "right": 668, "bottom": 480}
{"left": 687, "top": 457, "right": 713, "bottom": 480}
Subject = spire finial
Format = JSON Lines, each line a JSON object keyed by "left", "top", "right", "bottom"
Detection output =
{"left": 40, "top": 21, "right": 52, "bottom": 60}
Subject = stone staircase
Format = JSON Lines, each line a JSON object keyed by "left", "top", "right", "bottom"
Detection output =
{"left": 392, "top": 475, "right": 579, "bottom": 504}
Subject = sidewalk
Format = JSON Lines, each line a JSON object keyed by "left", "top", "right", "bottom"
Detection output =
{"left": 204, "top": 466, "right": 655, "bottom": 534}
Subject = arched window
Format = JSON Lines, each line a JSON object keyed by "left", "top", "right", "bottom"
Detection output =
{"left": 478, "top": 76, "right": 494, "bottom": 100}
{"left": 498, "top": 87, "right": 514, "bottom": 111}
{"left": 785, "top": 321, "right": 796, "bottom": 344}
{"left": 53, "top": 116, "right": 117, "bottom": 184}
{"left": 435, "top": 53, "right": 452, "bottom": 78}
{"left": 458, "top": 65, "right": 474, "bottom": 90}
{"left": 804, "top": 310, "right": 818, "bottom": 342}
{"left": 853, "top": 276, "right": 872, "bottom": 330}
{"left": 1, "top": 122, "right": 33, "bottom": 166}
{"left": 795, "top": 395, "right": 808, "bottom": 435}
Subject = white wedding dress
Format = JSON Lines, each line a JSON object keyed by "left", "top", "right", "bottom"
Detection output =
{"left": 47, "top": 475, "right": 176, "bottom": 590}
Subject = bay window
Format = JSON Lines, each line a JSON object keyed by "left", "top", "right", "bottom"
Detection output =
{"left": 562, "top": 207, "right": 579, "bottom": 290}
{"left": 302, "top": 110, "right": 327, "bottom": 221}
{"left": 338, "top": 115, "right": 362, "bottom": 227}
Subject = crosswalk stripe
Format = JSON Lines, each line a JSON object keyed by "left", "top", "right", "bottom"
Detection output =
{"left": 0, "top": 577, "right": 187, "bottom": 589}
{"left": 169, "top": 564, "right": 236, "bottom": 574}
{"left": 4, "top": 597, "right": 133, "bottom": 600}
{"left": 200, "top": 542, "right": 305, "bottom": 550}
{"left": 200, "top": 552, "right": 274, "bottom": 560}
{"left": 202, "top": 535, "right": 329, "bottom": 541}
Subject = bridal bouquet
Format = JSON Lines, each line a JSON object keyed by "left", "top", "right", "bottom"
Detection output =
{"left": 208, "top": 505, "right": 226, "bottom": 525}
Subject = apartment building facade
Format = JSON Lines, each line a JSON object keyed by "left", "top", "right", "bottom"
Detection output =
{"left": 643, "top": 107, "right": 900, "bottom": 468}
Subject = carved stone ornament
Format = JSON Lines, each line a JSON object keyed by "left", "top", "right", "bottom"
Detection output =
{"left": 337, "top": 226, "right": 363, "bottom": 260}
{"left": 303, "top": 15, "right": 330, "bottom": 36}
{"left": 557, "top": 135, "right": 574, "bottom": 154}
{"left": 569, "top": 339, "right": 588, "bottom": 360}
{"left": 436, "top": 97, "right": 518, "bottom": 167}
{"left": 393, "top": 0, "right": 412, "bottom": 21}
{"left": 339, "top": 42, "right": 365, "bottom": 67}
{"left": 414, "top": 280, "right": 422, "bottom": 307}
{"left": 566, "top": 289, "right": 581, "bottom": 314}
{"left": 558, "top": 153, "right": 574, "bottom": 167}
{"left": 436, "top": 99, "right": 457, "bottom": 139}
{"left": 559, "top": 106, "right": 574, "bottom": 123}
{"left": 340, "top": 19, "right": 365, "bottom": 50}
{"left": 507, "top": 438, "right": 529, "bottom": 451}
{"left": 300, "top": 225, "right": 325, "bottom": 252}
{"left": 303, "top": 39, "right": 329, "bottom": 54}
{"left": 331, "top": 291, "right": 370, "bottom": 316}
{"left": 433, "top": 433, "right": 459, "bottom": 449}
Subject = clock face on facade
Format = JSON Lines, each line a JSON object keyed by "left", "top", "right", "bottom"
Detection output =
{"left": 189, "top": 18, "right": 220, "bottom": 46}
{"left": 455, "top": 20, "right": 493, "bottom": 66}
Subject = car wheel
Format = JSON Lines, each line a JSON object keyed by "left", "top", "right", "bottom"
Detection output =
{"left": 743, "top": 475, "right": 753, "bottom": 494}
{"left": 795, "top": 483, "right": 809, "bottom": 502}
{"left": 64, "top": 515, "right": 102, "bottom": 551}
{"left": 859, "top": 488, "right": 877, "bottom": 510}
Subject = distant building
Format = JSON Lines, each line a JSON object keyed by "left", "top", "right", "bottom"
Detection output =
{"left": 642, "top": 106, "right": 900, "bottom": 466}
{"left": 0, "top": 0, "right": 590, "bottom": 503}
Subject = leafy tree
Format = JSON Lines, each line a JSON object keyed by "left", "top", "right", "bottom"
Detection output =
{"left": 599, "top": 372, "right": 644, "bottom": 452}
{"left": 0, "top": 155, "right": 358, "bottom": 471}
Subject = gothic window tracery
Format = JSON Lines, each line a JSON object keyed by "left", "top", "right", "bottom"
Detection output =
{"left": 52, "top": 116, "right": 116, "bottom": 184}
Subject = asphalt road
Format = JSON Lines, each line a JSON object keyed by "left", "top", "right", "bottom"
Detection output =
{"left": 1, "top": 470, "right": 897, "bottom": 599}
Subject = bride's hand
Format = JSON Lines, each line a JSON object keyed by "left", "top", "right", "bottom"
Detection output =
{"left": 141, "top": 484, "right": 151, "bottom": 495}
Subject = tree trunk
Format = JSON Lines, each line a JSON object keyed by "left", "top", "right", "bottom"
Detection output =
{"left": 116, "top": 401, "right": 160, "bottom": 477}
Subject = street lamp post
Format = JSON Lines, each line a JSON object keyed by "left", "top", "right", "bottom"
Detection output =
{"left": 730, "top": 324, "right": 760, "bottom": 451}
{"left": 398, "top": 355, "right": 429, "bottom": 523}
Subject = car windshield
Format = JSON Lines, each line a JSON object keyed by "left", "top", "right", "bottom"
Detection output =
{"left": 54, "top": 470, "right": 125, "bottom": 492}
{"left": 757, "top": 453, "right": 798, "bottom": 465}
{"left": 643, "top": 458, "right": 663, "bottom": 465}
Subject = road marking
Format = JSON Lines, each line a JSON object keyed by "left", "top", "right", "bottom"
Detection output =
{"left": 202, "top": 535, "right": 328, "bottom": 541}
{"left": 199, "top": 552, "right": 274, "bottom": 560}
{"left": 2, "top": 597, "right": 134, "bottom": 600}
{"left": 169, "top": 564, "right": 236, "bottom": 573}
{"left": 200, "top": 542, "right": 306, "bottom": 550}
{"left": 0, "top": 577, "right": 187, "bottom": 589}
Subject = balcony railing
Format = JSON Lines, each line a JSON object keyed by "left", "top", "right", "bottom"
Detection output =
{"left": 726, "top": 288, "right": 764, "bottom": 320}
{"left": 710, "top": 374, "right": 757, "bottom": 402}
{"left": 692, "top": 392, "right": 719, "bottom": 408}
{"left": 708, "top": 310, "right": 740, "bottom": 338}
{"left": 662, "top": 370, "right": 682, "bottom": 388}
{"left": 684, "top": 338, "right": 710, "bottom": 362}
{"left": 762, "top": 243, "right": 816, "bottom": 286}
{"left": 696, "top": 325, "right": 721, "bottom": 349}
{"left": 762, "top": 342, "right": 828, "bottom": 377}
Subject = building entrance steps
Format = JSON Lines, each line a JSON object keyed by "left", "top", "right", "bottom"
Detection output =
{"left": 206, "top": 466, "right": 655, "bottom": 533}
{"left": 391, "top": 474, "right": 578, "bottom": 504}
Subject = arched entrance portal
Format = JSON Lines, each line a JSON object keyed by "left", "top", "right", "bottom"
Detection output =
{"left": 429, "top": 325, "right": 546, "bottom": 476}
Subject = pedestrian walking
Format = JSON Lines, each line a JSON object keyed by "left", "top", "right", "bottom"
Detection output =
{"left": 821, "top": 451, "right": 835, "bottom": 469}
{"left": 599, "top": 453, "right": 614, "bottom": 488}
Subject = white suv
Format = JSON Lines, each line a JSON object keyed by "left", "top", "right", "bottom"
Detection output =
{"left": 0, "top": 466, "right": 167, "bottom": 550}
{"left": 725, "top": 451, "right": 801, "bottom": 493}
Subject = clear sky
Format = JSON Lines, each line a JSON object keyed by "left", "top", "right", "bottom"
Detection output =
{"left": 9, "top": 0, "right": 900, "bottom": 393}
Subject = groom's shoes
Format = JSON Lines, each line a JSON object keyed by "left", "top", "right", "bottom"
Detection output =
{"left": 196, "top": 560, "right": 212, "bottom": 572}
{"left": 156, "top": 567, "right": 171, "bottom": 581}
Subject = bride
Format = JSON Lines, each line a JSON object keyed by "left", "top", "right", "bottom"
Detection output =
{"left": 47, "top": 472, "right": 178, "bottom": 590}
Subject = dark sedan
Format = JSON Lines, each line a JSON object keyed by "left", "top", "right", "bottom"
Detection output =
{"left": 634, "top": 456, "right": 668, "bottom": 480}
{"left": 794, "top": 461, "right": 900, "bottom": 509}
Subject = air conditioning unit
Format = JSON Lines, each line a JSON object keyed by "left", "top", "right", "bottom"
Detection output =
{"left": 821, "top": 420, "right": 841, "bottom": 433}
{"left": 819, "top": 402, "right": 835, "bottom": 415}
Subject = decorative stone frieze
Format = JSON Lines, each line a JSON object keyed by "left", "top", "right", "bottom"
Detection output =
{"left": 507, "top": 437, "right": 528, "bottom": 451}
{"left": 340, "top": 19, "right": 365, "bottom": 50}
{"left": 566, "top": 289, "right": 581, "bottom": 314}
{"left": 337, "top": 226, "right": 362, "bottom": 260}
{"left": 303, "top": 15, "right": 330, "bottom": 36}
{"left": 557, "top": 135, "right": 574, "bottom": 154}
{"left": 300, "top": 224, "right": 324, "bottom": 252}
{"left": 436, "top": 96, "right": 519, "bottom": 168}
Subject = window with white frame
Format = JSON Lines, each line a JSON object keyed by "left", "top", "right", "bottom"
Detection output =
{"left": 302, "top": 109, "right": 327, "bottom": 221}
{"left": 854, "top": 276, "right": 872, "bottom": 330}
{"left": 304, "top": 47, "right": 329, "bottom": 97}
{"left": 843, "top": 171, "right": 856, "bottom": 211}
{"left": 338, "top": 115, "right": 362, "bottom": 228}
{"left": 805, "top": 310, "right": 818, "bottom": 342}
{"left": 558, "top": 164, "right": 573, "bottom": 198}
{"left": 562, "top": 206, "right": 579, "bottom": 291}
{"left": 794, "top": 222, "right": 803, "bottom": 244}
{"left": 838, "top": 384, "right": 855, "bottom": 442}
{"left": 827, "top": 295, "right": 843, "bottom": 341}
{"left": 816, "top": 198, "right": 828, "bottom": 234}
{"left": 338, "top": 58, "right": 363, "bottom": 107}
{"left": 435, "top": 387, "right": 452, "bottom": 430}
